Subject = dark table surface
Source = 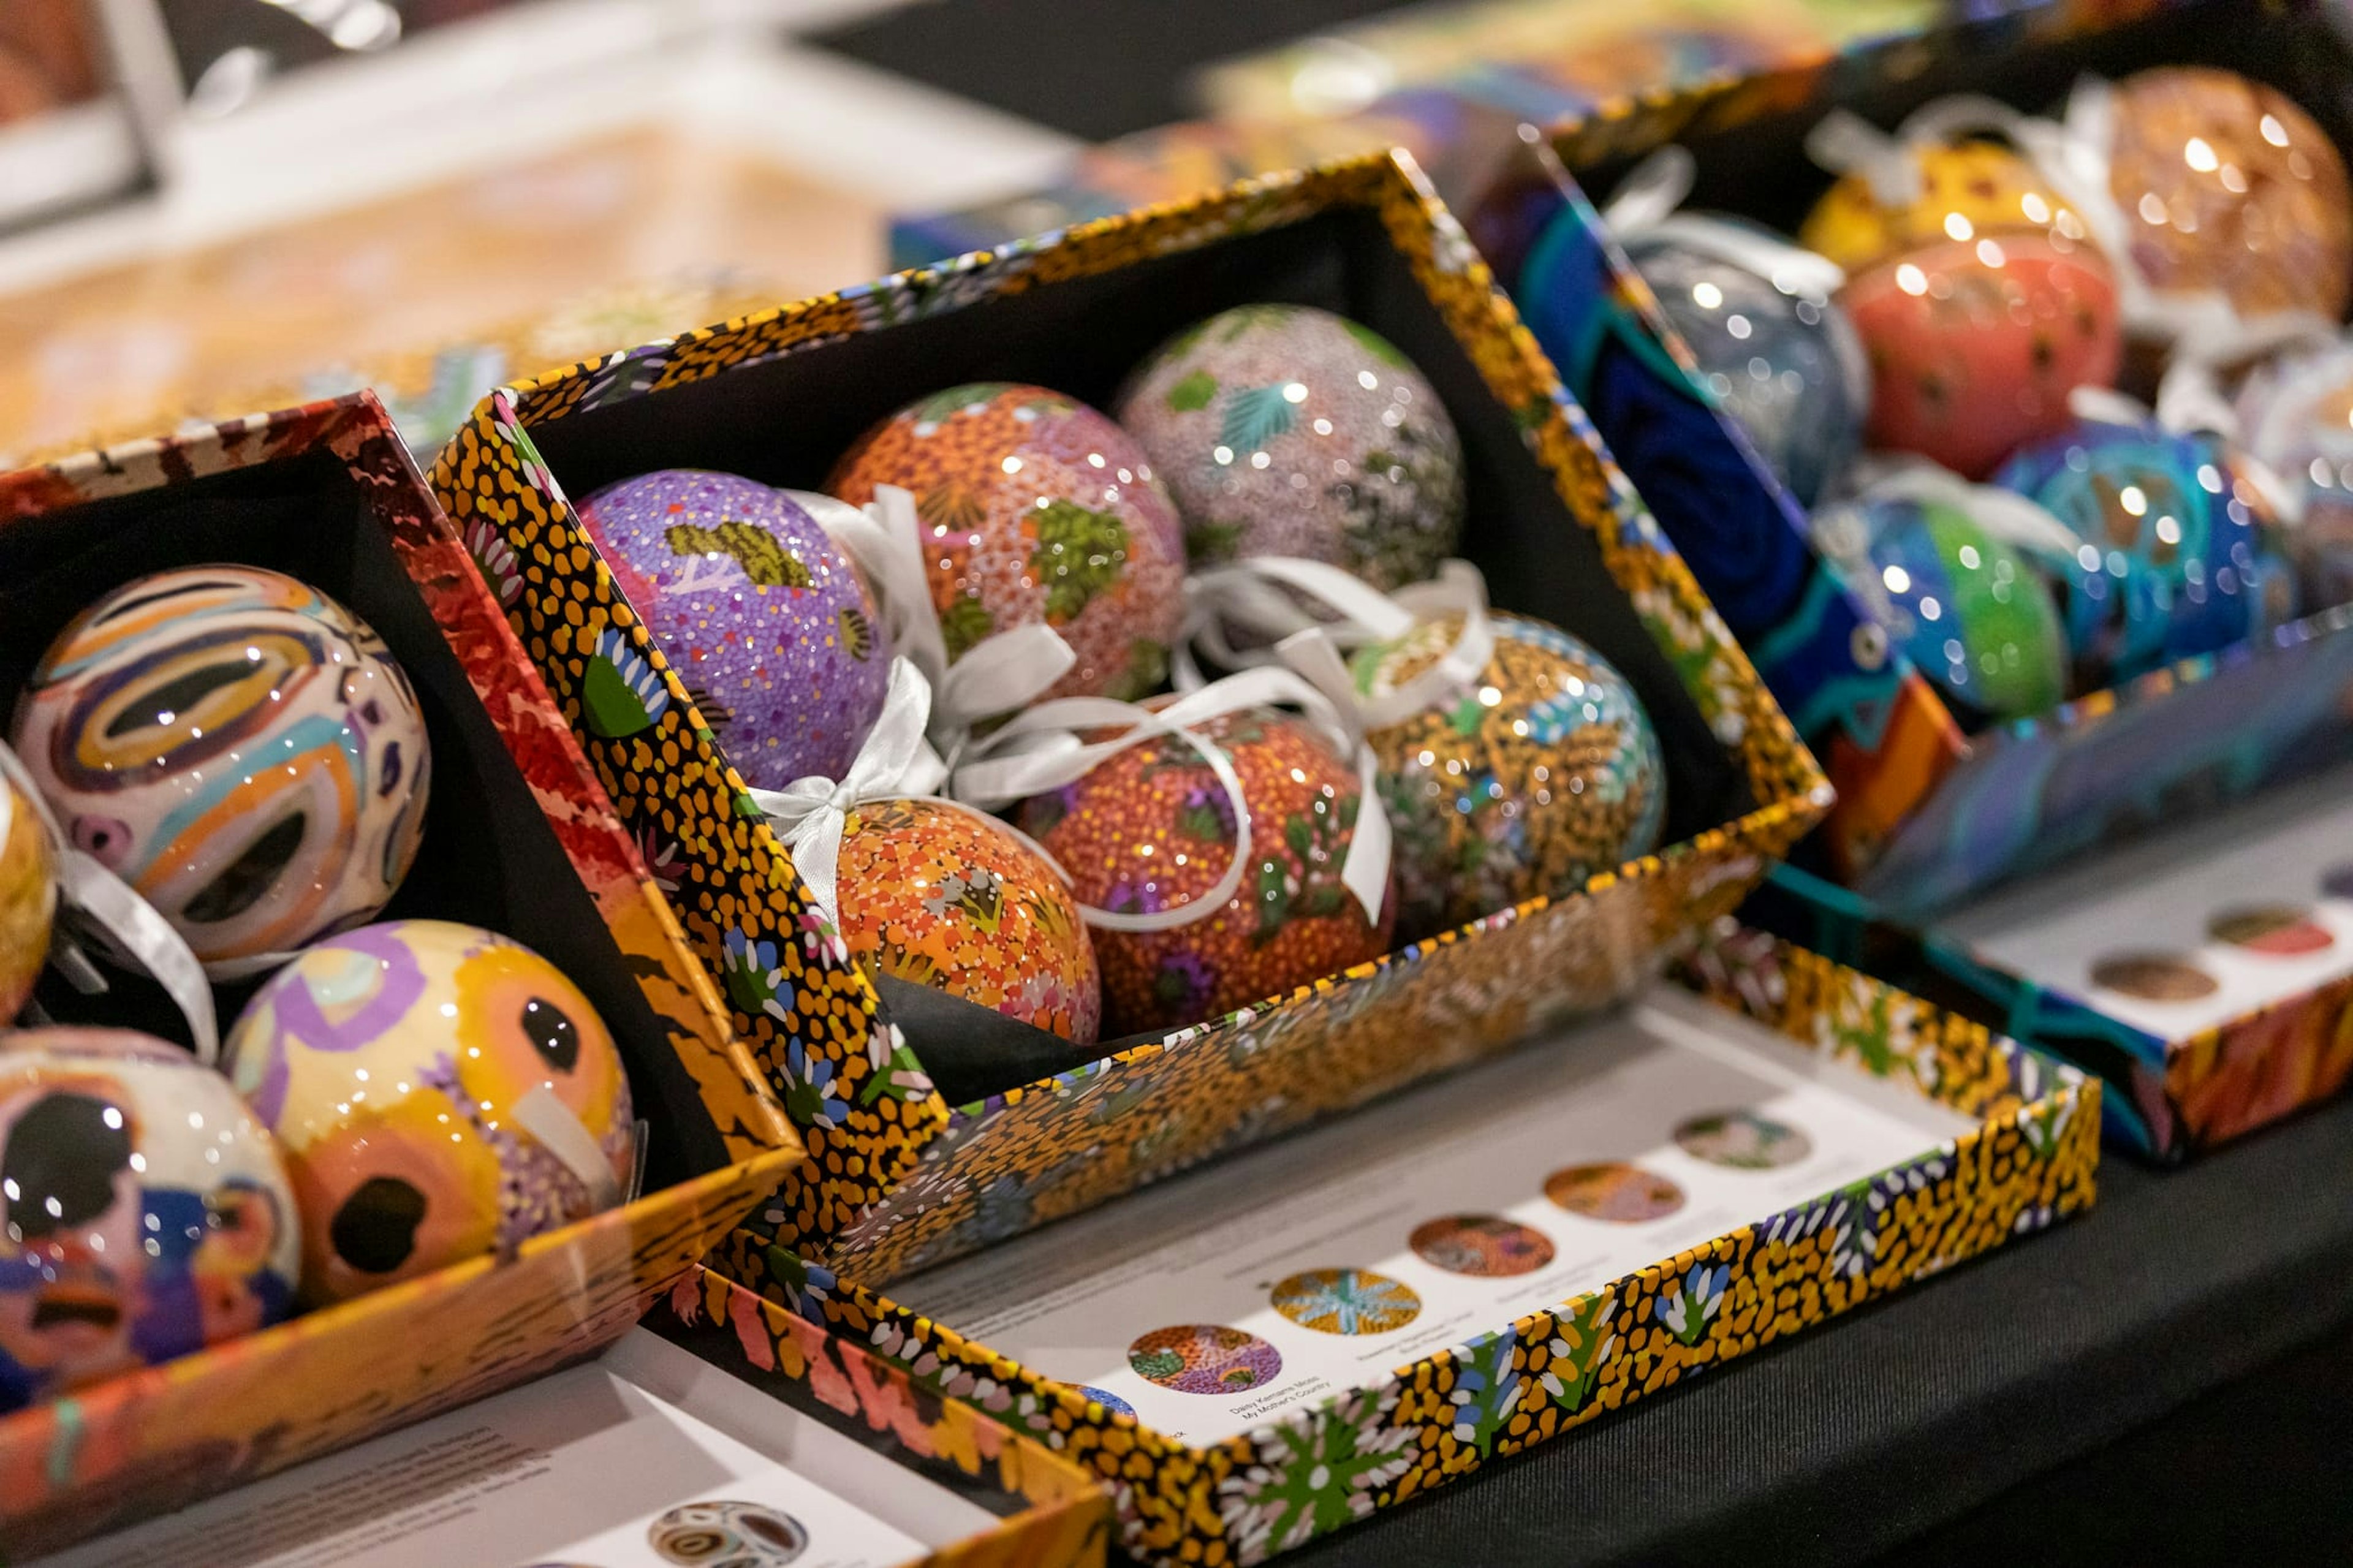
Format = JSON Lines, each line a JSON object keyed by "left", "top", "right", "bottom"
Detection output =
{"left": 1189, "top": 1087, "right": 2353, "bottom": 1566}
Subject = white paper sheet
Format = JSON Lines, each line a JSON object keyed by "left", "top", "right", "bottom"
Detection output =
{"left": 29, "top": 1330, "right": 998, "bottom": 1568}
{"left": 889, "top": 987, "right": 1971, "bottom": 1445}
{"left": 1939, "top": 762, "right": 2353, "bottom": 1039}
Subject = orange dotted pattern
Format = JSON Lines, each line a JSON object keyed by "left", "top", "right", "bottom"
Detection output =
{"left": 836, "top": 797, "right": 1102, "bottom": 1047}
{"left": 1019, "top": 706, "right": 1395, "bottom": 1037}
{"left": 827, "top": 383, "right": 1186, "bottom": 701}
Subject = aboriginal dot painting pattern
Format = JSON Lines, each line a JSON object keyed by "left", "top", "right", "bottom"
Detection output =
{"left": 733, "top": 933, "right": 2096, "bottom": 1566}
{"left": 431, "top": 152, "right": 1831, "bottom": 1273}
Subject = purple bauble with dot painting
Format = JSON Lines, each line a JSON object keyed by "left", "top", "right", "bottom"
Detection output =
{"left": 574, "top": 469, "right": 891, "bottom": 789}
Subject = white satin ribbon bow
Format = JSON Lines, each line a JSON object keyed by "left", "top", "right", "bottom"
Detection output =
{"left": 792, "top": 485, "right": 1076, "bottom": 763}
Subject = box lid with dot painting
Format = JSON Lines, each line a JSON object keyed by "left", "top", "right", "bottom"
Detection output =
{"left": 0, "top": 394, "right": 804, "bottom": 1556}
{"left": 1468, "top": 0, "right": 2353, "bottom": 920}
{"left": 702, "top": 930, "right": 2097, "bottom": 1566}
{"left": 428, "top": 149, "right": 1830, "bottom": 1282}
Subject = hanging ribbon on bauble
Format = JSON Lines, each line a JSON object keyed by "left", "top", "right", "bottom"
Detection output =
{"left": 949, "top": 662, "right": 1391, "bottom": 935}
{"left": 0, "top": 737, "right": 218, "bottom": 1063}
{"left": 792, "top": 485, "right": 1076, "bottom": 763}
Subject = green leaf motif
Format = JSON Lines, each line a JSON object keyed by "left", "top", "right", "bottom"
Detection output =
{"left": 938, "top": 595, "right": 995, "bottom": 660}
{"left": 1123, "top": 639, "right": 1171, "bottom": 699}
{"left": 1300, "top": 885, "right": 1347, "bottom": 918}
{"left": 1030, "top": 498, "right": 1131, "bottom": 622}
{"left": 582, "top": 655, "right": 657, "bottom": 739}
{"left": 1167, "top": 368, "right": 1218, "bottom": 412}
{"left": 1343, "top": 317, "right": 1414, "bottom": 369}
{"left": 1448, "top": 696, "right": 1486, "bottom": 736}
{"left": 909, "top": 382, "right": 1012, "bottom": 426}
{"left": 667, "top": 520, "right": 811, "bottom": 588}
{"left": 1185, "top": 518, "right": 1246, "bottom": 565}
{"left": 1220, "top": 383, "right": 1298, "bottom": 455}
{"left": 1284, "top": 816, "right": 1314, "bottom": 858}
{"left": 1132, "top": 1348, "right": 1185, "bottom": 1382}
{"left": 1178, "top": 800, "right": 1233, "bottom": 844}
{"left": 1255, "top": 860, "right": 1292, "bottom": 944}
{"left": 917, "top": 480, "right": 987, "bottom": 536}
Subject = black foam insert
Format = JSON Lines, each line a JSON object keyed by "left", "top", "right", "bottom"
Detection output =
{"left": 0, "top": 450, "right": 729, "bottom": 1194}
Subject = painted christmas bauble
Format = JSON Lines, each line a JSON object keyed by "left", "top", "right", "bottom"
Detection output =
{"left": 0, "top": 1028, "right": 298, "bottom": 1412}
{"left": 1801, "top": 141, "right": 2094, "bottom": 275}
{"left": 574, "top": 471, "right": 891, "bottom": 789}
{"left": 1801, "top": 141, "right": 2123, "bottom": 477}
{"left": 1622, "top": 232, "right": 1866, "bottom": 507}
{"left": 0, "top": 774, "right": 54, "bottom": 1023}
{"left": 2235, "top": 335, "right": 2353, "bottom": 611}
{"left": 1811, "top": 497, "right": 2068, "bottom": 722}
{"left": 827, "top": 384, "right": 1185, "bottom": 702}
{"left": 1017, "top": 706, "right": 1394, "bottom": 1037}
{"left": 10, "top": 567, "right": 431, "bottom": 968}
{"left": 1992, "top": 417, "right": 2297, "bottom": 687}
{"left": 1115, "top": 305, "right": 1466, "bottom": 589}
{"left": 2103, "top": 67, "right": 2352, "bottom": 322}
{"left": 1352, "top": 613, "right": 1664, "bottom": 937}
{"left": 835, "top": 797, "right": 1101, "bottom": 1046}
{"left": 222, "top": 919, "right": 632, "bottom": 1305}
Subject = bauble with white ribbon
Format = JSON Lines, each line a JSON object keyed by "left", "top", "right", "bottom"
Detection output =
{"left": 1187, "top": 557, "right": 1665, "bottom": 939}
{"left": 953, "top": 665, "right": 1395, "bottom": 1037}
{"left": 745, "top": 657, "right": 1100, "bottom": 1045}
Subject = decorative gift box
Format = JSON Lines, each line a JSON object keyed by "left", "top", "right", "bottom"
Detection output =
{"left": 429, "top": 149, "right": 1832, "bottom": 1284}
{"left": 1476, "top": 0, "right": 2353, "bottom": 918}
{"left": 710, "top": 930, "right": 2099, "bottom": 1566}
{"left": 28, "top": 1268, "right": 1109, "bottom": 1568}
{"left": 0, "top": 395, "right": 803, "bottom": 1556}
{"left": 1751, "top": 760, "right": 2353, "bottom": 1161}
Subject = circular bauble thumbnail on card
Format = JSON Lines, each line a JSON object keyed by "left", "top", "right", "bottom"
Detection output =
{"left": 574, "top": 469, "right": 892, "bottom": 789}
{"left": 222, "top": 919, "right": 632, "bottom": 1305}
{"left": 10, "top": 566, "right": 431, "bottom": 969}
{"left": 1117, "top": 305, "right": 1466, "bottom": 591}
{"left": 827, "top": 384, "right": 1186, "bottom": 703}
{"left": 0, "top": 1028, "right": 298, "bottom": 1412}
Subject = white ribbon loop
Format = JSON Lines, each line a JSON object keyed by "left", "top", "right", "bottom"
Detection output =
{"left": 796, "top": 485, "right": 1076, "bottom": 754}
{"left": 1837, "top": 453, "right": 2088, "bottom": 564}
{"left": 745, "top": 657, "right": 949, "bottom": 927}
{"left": 513, "top": 1082, "right": 623, "bottom": 1213}
{"left": 1605, "top": 147, "right": 1847, "bottom": 300}
{"left": 1179, "top": 556, "right": 1498, "bottom": 740}
{"left": 1805, "top": 108, "right": 1924, "bottom": 210}
{"left": 950, "top": 663, "right": 1391, "bottom": 933}
{"left": 0, "top": 738, "right": 219, "bottom": 1064}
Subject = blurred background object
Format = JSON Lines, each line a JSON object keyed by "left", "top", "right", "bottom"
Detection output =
{"left": 0, "top": 0, "right": 1966, "bottom": 463}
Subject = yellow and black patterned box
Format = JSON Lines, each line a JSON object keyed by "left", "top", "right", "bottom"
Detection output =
{"left": 428, "top": 150, "right": 1830, "bottom": 1282}
{"left": 713, "top": 930, "right": 2099, "bottom": 1566}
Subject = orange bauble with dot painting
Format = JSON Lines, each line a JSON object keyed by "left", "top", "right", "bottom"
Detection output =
{"left": 833, "top": 797, "right": 1101, "bottom": 1047}
{"left": 1802, "top": 141, "right": 2124, "bottom": 477}
{"left": 1015, "top": 706, "right": 1394, "bottom": 1037}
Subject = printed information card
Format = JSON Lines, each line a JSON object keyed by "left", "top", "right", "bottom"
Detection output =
{"left": 1942, "top": 762, "right": 2353, "bottom": 1038}
{"left": 889, "top": 987, "right": 1972, "bottom": 1445}
{"left": 30, "top": 1331, "right": 995, "bottom": 1568}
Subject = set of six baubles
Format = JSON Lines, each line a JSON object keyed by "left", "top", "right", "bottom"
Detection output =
{"left": 1518, "top": 64, "right": 2353, "bottom": 727}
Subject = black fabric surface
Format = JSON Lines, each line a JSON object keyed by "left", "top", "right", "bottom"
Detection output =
{"left": 809, "top": 0, "right": 1423, "bottom": 142}
{"left": 1156, "top": 1090, "right": 2353, "bottom": 1566}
